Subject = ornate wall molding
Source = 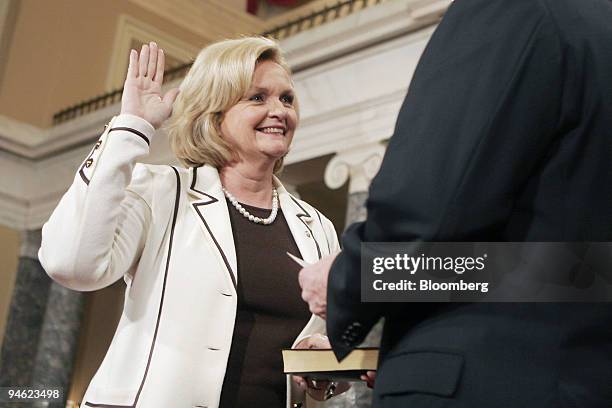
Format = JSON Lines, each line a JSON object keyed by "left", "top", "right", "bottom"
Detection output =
{"left": 283, "top": 0, "right": 447, "bottom": 71}
{"left": 127, "top": 0, "right": 265, "bottom": 41}
{"left": 105, "top": 15, "right": 200, "bottom": 90}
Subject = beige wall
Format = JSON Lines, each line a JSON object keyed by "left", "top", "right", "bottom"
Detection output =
{"left": 0, "top": 225, "right": 19, "bottom": 352}
{"left": 0, "top": 0, "right": 211, "bottom": 128}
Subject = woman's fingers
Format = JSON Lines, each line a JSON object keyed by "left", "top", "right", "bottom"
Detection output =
{"left": 360, "top": 370, "right": 376, "bottom": 388}
{"left": 127, "top": 49, "right": 138, "bottom": 78}
{"left": 131, "top": 42, "right": 164, "bottom": 82}
{"left": 292, "top": 375, "right": 307, "bottom": 390}
{"left": 154, "top": 48, "right": 165, "bottom": 85}
{"left": 139, "top": 44, "right": 149, "bottom": 78}
{"left": 307, "top": 378, "right": 328, "bottom": 391}
{"left": 147, "top": 42, "right": 158, "bottom": 80}
{"left": 308, "top": 334, "right": 330, "bottom": 349}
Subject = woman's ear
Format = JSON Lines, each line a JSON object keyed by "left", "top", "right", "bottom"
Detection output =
{"left": 214, "top": 113, "right": 225, "bottom": 138}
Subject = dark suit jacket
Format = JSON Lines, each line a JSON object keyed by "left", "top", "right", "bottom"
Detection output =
{"left": 326, "top": 0, "right": 612, "bottom": 407}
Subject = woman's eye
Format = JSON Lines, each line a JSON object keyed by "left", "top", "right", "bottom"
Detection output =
{"left": 281, "top": 95, "right": 294, "bottom": 104}
{"left": 249, "top": 94, "right": 264, "bottom": 102}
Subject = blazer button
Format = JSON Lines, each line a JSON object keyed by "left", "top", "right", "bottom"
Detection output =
{"left": 85, "top": 159, "right": 93, "bottom": 168}
{"left": 305, "top": 231, "right": 311, "bottom": 238}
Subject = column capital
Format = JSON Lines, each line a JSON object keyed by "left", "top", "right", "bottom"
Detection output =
{"left": 324, "top": 143, "right": 386, "bottom": 193}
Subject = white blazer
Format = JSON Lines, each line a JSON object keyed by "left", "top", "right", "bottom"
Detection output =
{"left": 38, "top": 114, "right": 340, "bottom": 408}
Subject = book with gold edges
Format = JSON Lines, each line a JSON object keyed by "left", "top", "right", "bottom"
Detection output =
{"left": 282, "top": 348, "right": 379, "bottom": 381}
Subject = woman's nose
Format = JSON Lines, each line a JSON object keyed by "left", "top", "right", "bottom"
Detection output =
{"left": 267, "top": 99, "right": 288, "bottom": 119}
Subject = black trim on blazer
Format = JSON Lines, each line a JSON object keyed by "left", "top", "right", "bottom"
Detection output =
{"left": 79, "top": 167, "right": 90, "bottom": 185}
{"left": 84, "top": 166, "right": 181, "bottom": 408}
{"left": 109, "top": 127, "right": 150, "bottom": 146}
{"left": 190, "top": 166, "right": 236, "bottom": 290}
{"left": 190, "top": 165, "right": 209, "bottom": 196}
{"left": 314, "top": 208, "right": 331, "bottom": 254}
{"left": 289, "top": 196, "right": 322, "bottom": 259}
{"left": 78, "top": 140, "right": 100, "bottom": 185}
{"left": 192, "top": 201, "right": 237, "bottom": 290}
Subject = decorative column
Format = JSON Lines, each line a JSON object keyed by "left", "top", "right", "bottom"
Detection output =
{"left": 0, "top": 229, "right": 85, "bottom": 408}
{"left": 0, "top": 230, "right": 51, "bottom": 387}
{"left": 30, "top": 280, "right": 85, "bottom": 408}
{"left": 324, "top": 144, "right": 386, "bottom": 227}
{"left": 323, "top": 144, "right": 386, "bottom": 408}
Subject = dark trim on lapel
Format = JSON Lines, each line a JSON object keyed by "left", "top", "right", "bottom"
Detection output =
{"left": 289, "top": 196, "right": 322, "bottom": 259}
{"left": 84, "top": 166, "right": 181, "bottom": 408}
{"left": 189, "top": 165, "right": 236, "bottom": 290}
{"left": 192, "top": 201, "right": 237, "bottom": 290}
{"left": 314, "top": 208, "right": 331, "bottom": 255}
{"left": 190, "top": 166, "right": 210, "bottom": 197}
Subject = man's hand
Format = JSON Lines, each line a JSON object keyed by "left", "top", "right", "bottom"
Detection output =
{"left": 298, "top": 253, "right": 338, "bottom": 319}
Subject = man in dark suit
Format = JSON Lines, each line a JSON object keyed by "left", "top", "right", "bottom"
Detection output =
{"left": 298, "top": 0, "right": 612, "bottom": 406}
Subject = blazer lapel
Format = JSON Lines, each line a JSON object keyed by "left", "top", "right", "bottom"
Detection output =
{"left": 189, "top": 166, "right": 238, "bottom": 290}
{"left": 276, "top": 178, "right": 322, "bottom": 264}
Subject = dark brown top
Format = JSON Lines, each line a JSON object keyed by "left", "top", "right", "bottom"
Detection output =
{"left": 219, "top": 199, "right": 310, "bottom": 408}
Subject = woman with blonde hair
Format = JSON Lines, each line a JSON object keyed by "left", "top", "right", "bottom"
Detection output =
{"left": 39, "top": 37, "right": 344, "bottom": 407}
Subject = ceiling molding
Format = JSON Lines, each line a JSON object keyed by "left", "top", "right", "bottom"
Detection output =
{"left": 127, "top": 0, "right": 266, "bottom": 41}
{"left": 282, "top": 0, "right": 445, "bottom": 71}
{"left": 0, "top": 105, "right": 120, "bottom": 159}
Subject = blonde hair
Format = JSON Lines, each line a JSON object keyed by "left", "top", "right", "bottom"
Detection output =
{"left": 166, "top": 36, "right": 293, "bottom": 173}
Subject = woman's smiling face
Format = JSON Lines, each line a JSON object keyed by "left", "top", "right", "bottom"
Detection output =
{"left": 220, "top": 60, "right": 298, "bottom": 167}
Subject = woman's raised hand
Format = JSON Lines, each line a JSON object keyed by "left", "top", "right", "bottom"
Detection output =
{"left": 120, "top": 42, "right": 180, "bottom": 129}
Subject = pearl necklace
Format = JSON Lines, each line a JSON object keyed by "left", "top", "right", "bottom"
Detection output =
{"left": 222, "top": 186, "right": 279, "bottom": 225}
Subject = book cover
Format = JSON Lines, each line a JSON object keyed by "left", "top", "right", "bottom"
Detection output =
{"left": 282, "top": 348, "right": 378, "bottom": 381}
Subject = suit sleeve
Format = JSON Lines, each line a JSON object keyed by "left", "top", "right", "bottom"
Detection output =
{"left": 38, "top": 114, "right": 156, "bottom": 291}
{"left": 327, "top": 0, "right": 569, "bottom": 359}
